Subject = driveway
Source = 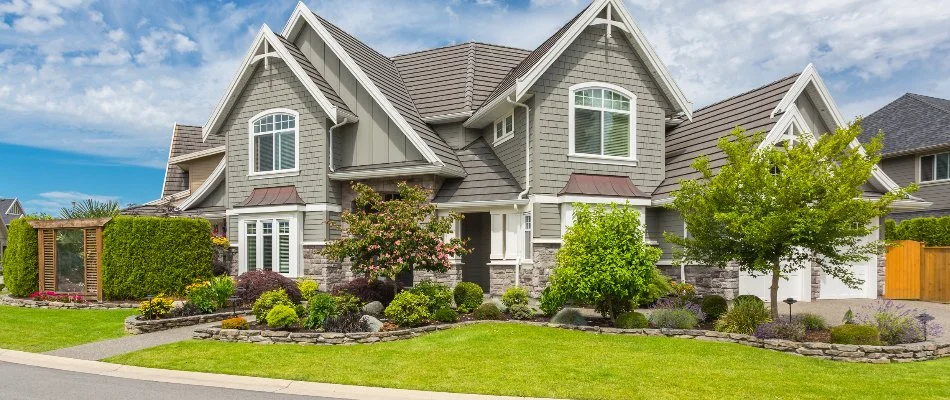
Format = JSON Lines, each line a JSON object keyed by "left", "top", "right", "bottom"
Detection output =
{"left": 792, "top": 299, "right": 950, "bottom": 343}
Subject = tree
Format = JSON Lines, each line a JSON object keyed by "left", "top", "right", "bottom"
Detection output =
{"left": 547, "top": 203, "right": 662, "bottom": 321}
{"left": 322, "top": 182, "right": 469, "bottom": 280}
{"left": 664, "top": 121, "right": 914, "bottom": 318}
{"left": 60, "top": 199, "right": 120, "bottom": 219}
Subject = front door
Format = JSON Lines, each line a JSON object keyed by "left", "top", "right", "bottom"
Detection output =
{"left": 461, "top": 212, "right": 491, "bottom": 291}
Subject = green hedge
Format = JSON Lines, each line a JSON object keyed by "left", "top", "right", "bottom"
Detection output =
{"left": 102, "top": 216, "right": 213, "bottom": 300}
{"left": 2, "top": 218, "right": 39, "bottom": 297}
{"left": 885, "top": 216, "right": 950, "bottom": 246}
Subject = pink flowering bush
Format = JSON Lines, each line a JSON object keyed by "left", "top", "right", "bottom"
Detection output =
{"left": 323, "top": 182, "right": 469, "bottom": 280}
{"left": 28, "top": 291, "right": 85, "bottom": 303}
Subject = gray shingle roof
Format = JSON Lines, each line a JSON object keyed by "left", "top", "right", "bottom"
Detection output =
{"left": 162, "top": 124, "right": 224, "bottom": 197}
{"left": 316, "top": 14, "right": 462, "bottom": 171}
{"left": 433, "top": 138, "right": 522, "bottom": 203}
{"left": 275, "top": 34, "right": 353, "bottom": 117}
{"left": 0, "top": 198, "right": 23, "bottom": 226}
{"left": 392, "top": 42, "right": 530, "bottom": 118}
{"left": 654, "top": 73, "right": 800, "bottom": 198}
{"left": 859, "top": 93, "right": 950, "bottom": 157}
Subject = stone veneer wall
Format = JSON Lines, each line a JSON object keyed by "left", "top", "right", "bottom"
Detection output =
{"left": 877, "top": 254, "right": 886, "bottom": 297}
{"left": 658, "top": 264, "right": 740, "bottom": 300}
{"left": 488, "top": 243, "right": 558, "bottom": 298}
{"left": 488, "top": 264, "right": 515, "bottom": 296}
{"left": 125, "top": 311, "right": 247, "bottom": 334}
{"left": 414, "top": 264, "right": 462, "bottom": 287}
{"left": 193, "top": 320, "right": 950, "bottom": 363}
{"left": 302, "top": 244, "right": 350, "bottom": 291}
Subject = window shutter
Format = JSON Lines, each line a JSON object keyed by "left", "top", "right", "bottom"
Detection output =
{"left": 574, "top": 108, "right": 601, "bottom": 154}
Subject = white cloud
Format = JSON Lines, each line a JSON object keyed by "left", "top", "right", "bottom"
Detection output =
{"left": 0, "top": 0, "right": 86, "bottom": 34}
{"left": 24, "top": 191, "right": 121, "bottom": 215}
{"left": 135, "top": 30, "right": 199, "bottom": 65}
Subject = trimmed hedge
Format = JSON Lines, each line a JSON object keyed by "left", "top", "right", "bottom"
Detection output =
{"left": 102, "top": 216, "right": 213, "bottom": 300}
{"left": 2, "top": 218, "right": 39, "bottom": 297}
{"left": 885, "top": 216, "right": 950, "bottom": 246}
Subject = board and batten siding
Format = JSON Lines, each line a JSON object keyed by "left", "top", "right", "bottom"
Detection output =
{"left": 220, "top": 61, "right": 330, "bottom": 243}
{"left": 481, "top": 100, "right": 531, "bottom": 189}
{"left": 881, "top": 154, "right": 950, "bottom": 215}
{"left": 293, "top": 26, "right": 423, "bottom": 169}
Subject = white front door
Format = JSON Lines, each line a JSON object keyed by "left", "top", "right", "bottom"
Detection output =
{"left": 819, "top": 218, "right": 879, "bottom": 299}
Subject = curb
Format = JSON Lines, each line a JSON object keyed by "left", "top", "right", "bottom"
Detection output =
{"left": 0, "top": 349, "right": 549, "bottom": 400}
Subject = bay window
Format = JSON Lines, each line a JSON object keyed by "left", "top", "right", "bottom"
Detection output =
{"left": 569, "top": 83, "right": 636, "bottom": 163}
{"left": 249, "top": 110, "right": 298, "bottom": 175}
{"left": 241, "top": 216, "right": 298, "bottom": 276}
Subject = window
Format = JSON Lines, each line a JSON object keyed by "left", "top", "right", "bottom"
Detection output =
{"left": 243, "top": 217, "right": 297, "bottom": 276}
{"left": 490, "top": 212, "right": 523, "bottom": 260}
{"left": 570, "top": 84, "right": 636, "bottom": 161}
{"left": 250, "top": 110, "right": 298, "bottom": 175}
{"left": 494, "top": 112, "right": 514, "bottom": 144}
{"left": 523, "top": 212, "right": 532, "bottom": 260}
{"left": 921, "top": 152, "right": 950, "bottom": 182}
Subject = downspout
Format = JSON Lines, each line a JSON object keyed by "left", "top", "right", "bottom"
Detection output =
{"left": 327, "top": 117, "right": 349, "bottom": 173}
{"left": 506, "top": 95, "right": 531, "bottom": 287}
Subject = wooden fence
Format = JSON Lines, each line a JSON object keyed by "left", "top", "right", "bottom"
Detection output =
{"left": 885, "top": 240, "right": 950, "bottom": 302}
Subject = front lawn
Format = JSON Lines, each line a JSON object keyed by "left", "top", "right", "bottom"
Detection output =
{"left": 0, "top": 305, "right": 135, "bottom": 352}
{"left": 105, "top": 323, "right": 950, "bottom": 400}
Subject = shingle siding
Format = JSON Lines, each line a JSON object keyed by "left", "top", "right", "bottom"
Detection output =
{"left": 533, "top": 203, "right": 560, "bottom": 239}
{"left": 482, "top": 100, "right": 531, "bottom": 190}
{"left": 881, "top": 154, "right": 950, "bottom": 214}
{"left": 647, "top": 207, "right": 683, "bottom": 260}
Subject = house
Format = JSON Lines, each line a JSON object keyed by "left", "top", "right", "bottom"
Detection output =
{"left": 0, "top": 198, "right": 25, "bottom": 271}
{"left": 859, "top": 93, "right": 950, "bottom": 222}
{"left": 135, "top": 0, "right": 928, "bottom": 301}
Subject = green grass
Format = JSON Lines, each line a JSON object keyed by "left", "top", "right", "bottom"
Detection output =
{"left": 106, "top": 323, "right": 950, "bottom": 400}
{"left": 0, "top": 305, "right": 135, "bottom": 352}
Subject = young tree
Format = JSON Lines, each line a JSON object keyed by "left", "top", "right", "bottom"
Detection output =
{"left": 322, "top": 182, "right": 469, "bottom": 280}
{"left": 60, "top": 199, "right": 120, "bottom": 219}
{"left": 547, "top": 203, "right": 662, "bottom": 321}
{"left": 665, "top": 121, "right": 914, "bottom": 318}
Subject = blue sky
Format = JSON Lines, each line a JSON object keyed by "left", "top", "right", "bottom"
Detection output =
{"left": 1, "top": 0, "right": 949, "bottom": 214}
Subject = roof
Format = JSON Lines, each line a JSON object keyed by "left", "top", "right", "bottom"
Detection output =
{"left": 236, "top": 186, "right": 306, "bottom": 208}
{"left": 654, "top": 73, "right": 800, "bottom": 198}
{"left": 859, "top": 93, "right": 950, "bottom": 157}
{"left": 433, "top": 138, "right": 523, "bottom": 203}
{"left": 392, "top": 42, "right": 530, "bottom": 119}
{"left": 163, "top": 124, "right": 224, "bottom": 197}
{"left": 122, "top": 204, "right": 225, "bottom": 218}
{"left": 559, "top": 173, "right": 648, "bottom": 198}
{"left": 315, "top": 14, "right": 462, "bottom": 171}
{"left": 0, "top": 198, "right": 24, "bottom": 226}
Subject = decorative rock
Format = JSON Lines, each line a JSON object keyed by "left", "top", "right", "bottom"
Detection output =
{"left": 362, "top": 301, "right": 384, "bottom": 317}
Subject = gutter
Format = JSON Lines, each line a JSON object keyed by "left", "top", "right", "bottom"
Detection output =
{"left": 327, "top": 118, "right": 349, "bottom": 173}
{"left": 506, "top": 95, "right": 532, "bottom": 288}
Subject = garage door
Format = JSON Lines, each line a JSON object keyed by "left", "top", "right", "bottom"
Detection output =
{"left": 738, "top": 251, "right": 811, "bottom": 302}
{"left": 819, "top": 218, "right": 879, "bottom": 299}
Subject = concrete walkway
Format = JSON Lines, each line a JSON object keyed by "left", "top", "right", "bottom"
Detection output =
{"left": 44, "top": 320, "right": 221, "bottom": 360}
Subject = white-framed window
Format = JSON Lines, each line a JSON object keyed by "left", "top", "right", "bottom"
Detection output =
{"left": 568, "top": 83, "right": 636, "bottom": 164}
{"left": 248, "top": 109, "right": 299, "bottom": 176}
{"left": 920, "top": 151, "right": 950, "bottom": 183}
{"left": 493, "top": 111, "right": 514, "bottom": 145}
{"left": 523, "top": 212, "right": 532, "bottom": 260}
{"left": 240, "top": 214, "right": 299, "bottom": 276}
{"left": 490, "top": 212, "right": 523, "bottom": 260}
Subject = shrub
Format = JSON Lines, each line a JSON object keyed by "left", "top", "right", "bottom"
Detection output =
{"left": 266, "top": 304, "right": 298, "bottom": 329}
{"left": 252, "top": 289, "right": 294, "bottom": 325}
{"left": 333, "top": 277, "right": 400, "bottom": 306}
{"left": 670, "top": 281, "right": 698, "bottom": 305}
{"left": 168, "top": 302, "right": 202, "bottom": 318}
{"left": 2, "top": 218, "right": 39, "bottom": 297}
{"left": 507, "top": 303, "right": 534, "bottom": 320}
{"left": 324, "top": 293, "right": 365, "bottom": 333}
{"left": 794, "top": 313, "right": 828, "bottom": 332}
{"left": 432, "top": 307, "right": 459, "bottom": 323}
{"left": 303, "top": 293, "right": 336, "bottom": 330}
{"left": 102, "top": 216, "right": 213, "bottom": 300}
{"left": 886, "top": 216, "right": 950, "bottom": 246}
{"left": 138, "top": 294, "right": 174, "bottom": 319}
{"left": 649, "top": 308, "right": 699, "bottom": 329}
{"left": 385, "top": 291, "right": 431, "bottom": 327}
{"left": 857, "top": 300, "right": 942, "bottom": 345}
{"left": 700, "top": 295, "right": 728, "bottom": 322}
{"left": 185, "top": 277, "right": 232, "bottom": 314}
{"left": 501, "top": 287, "right": 529, "bottom": 308}
{"left": 551, "top": 307, "right": 586, "bottom": 326}
{"left": 545, "top": 203, "right": 662, "bottom": 320}
{"left": 653, "top": 297, "right": 705, "bottom": 322}
{"left": 474, "top": 302, "right": 502, "bottom": 320}
{"left": 221, "top": 316, "right": 249, "bottom": 330}
{"left": 831, "top": 324, "right": 881, "bottom": 345}
{"left": 237, "top": 270, "right": 302, "bottom": 305}
{"left": 615, "top": 311, "right": 649, "bottom": 329}
{"left": 297, "top": 279, "right": 320, "bottom": 301}
{"left": 410, "top": 280, "right": 453, "bottom": 313}
{"left": 538, "top": 286, "right": 565, "bottom": 316}
{"left": 453, "top": 282, "right": 483, "bottom": 313}
{"left": 715, "top": 297, "right": 771, "bottom": 334}
{"left": 638, "top": 269, "right": 673, "bottom": 307}
{"left": 733, "top": 295, "right": 764, "bottom": 307}
{"left": 754, "top": 318, "right": 806, "bottom": 341}
{"left": 28, "top": 291, "right": 84, "bottom": 303}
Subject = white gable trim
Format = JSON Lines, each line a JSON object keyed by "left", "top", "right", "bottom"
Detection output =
{"left": 168, "top": 146, "right": 226, "bottom": 165}
{"left": 179, "top": 158, "right": 227, "bottom": 211}
{"left": 281, "top": 3, "right": 443, "bottom": 166}
{"left": 4, "top": 198, "right": 22, "bottom": 216}
{"left": 202, "top": 26, "right": 344, "bottom": 141}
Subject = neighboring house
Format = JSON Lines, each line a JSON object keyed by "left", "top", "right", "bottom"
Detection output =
{"left": 0, "top": 198, "right": 25, "bottom": 271}
{"left": 859, "top": 93, "right": 950, "bottom": 222}
{"left": 133, "top": 0, "right": 927, "bottom": 301}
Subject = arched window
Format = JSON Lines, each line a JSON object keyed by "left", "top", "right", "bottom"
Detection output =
{"left": 249, "top": 109, "right": 298, "bottom": 174}
{"left": 569, "top": 83, "right": 636, "bottom": 162}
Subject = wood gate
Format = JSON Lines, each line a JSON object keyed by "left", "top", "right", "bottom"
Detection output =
{"left": 885, "top": 240, "right": 950, "bottom": 302}
{"left": 29, "top": 218, "right": 110, "bottom": 301}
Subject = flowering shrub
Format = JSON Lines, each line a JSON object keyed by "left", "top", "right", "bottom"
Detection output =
{"left": 754, "top": 317, "right": 806, "bottom": 341}
{"left": 669, "top": 281, "right": 697, "bottom": 306}
{"left": 857, "top": 300, "right": 943, "bottom": 345}
{"left": 185, "top": 276, "right": 234, "bottom": 314}
{"left": 138, "top": 294, "right": 174, "bottom": 319}
{"left": 211, "top": 235, "right": 230, "bottom": 248}
{"left": 322, "top": 182, "right": 469, "bottom": 279}
{"left": 653, "top": 297, "right": 705, "bottom": 322}
{"left": 28, "top": 291, "right": 85, "bottom": 303}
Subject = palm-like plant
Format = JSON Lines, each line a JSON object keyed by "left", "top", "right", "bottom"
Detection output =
{"left": 60, "top": 199, "right": 121, "bottom": 219}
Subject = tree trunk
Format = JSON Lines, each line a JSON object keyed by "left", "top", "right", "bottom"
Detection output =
{"left": 769, "top": 261, "right": 781, "bottom": 319}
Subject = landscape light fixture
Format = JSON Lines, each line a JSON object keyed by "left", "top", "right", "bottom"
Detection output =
{"left": 916, "top": 312, "right": 935, "bottom": 341}
{"left": 783, "top": 298, "right": 797, "bottom": 321}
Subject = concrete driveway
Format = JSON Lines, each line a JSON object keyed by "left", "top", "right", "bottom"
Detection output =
{"left": 791, "top": 299, "right": 950, "bottom": 343}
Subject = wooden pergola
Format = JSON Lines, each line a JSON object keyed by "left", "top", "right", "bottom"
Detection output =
{"left": 28, "top": 218, "right": 111, "bottom": 301}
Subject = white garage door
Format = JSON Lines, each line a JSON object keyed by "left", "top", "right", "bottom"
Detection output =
{"left": 819, "top": 218, "right": 879, "bottom": 299}
{"left": 738, "top": 251, "right": 811, "bottom": 302}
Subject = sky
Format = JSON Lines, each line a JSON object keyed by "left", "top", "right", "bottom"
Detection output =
{"left": 1, "top": 0, "right": 949, "bottom": 214}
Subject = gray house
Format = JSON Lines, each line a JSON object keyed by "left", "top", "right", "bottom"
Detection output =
{"left": 0, "top": 198, "right": 25, "bottom": 271}
{"left": 860, "top": 93, "right": 950, "bottom": 222}
{"left": 135, "top": 0, "right": 926, "bottom": 301}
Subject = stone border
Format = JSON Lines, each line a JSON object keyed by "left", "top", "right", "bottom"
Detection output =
{"left": 193, "top": 320, "right": 950, "bottom": 363}
{"left": 126, "top": 311, "right": 249, "bottom": 334}
{"left": 0, "top": 294, "right": 137, "bottom": 309}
